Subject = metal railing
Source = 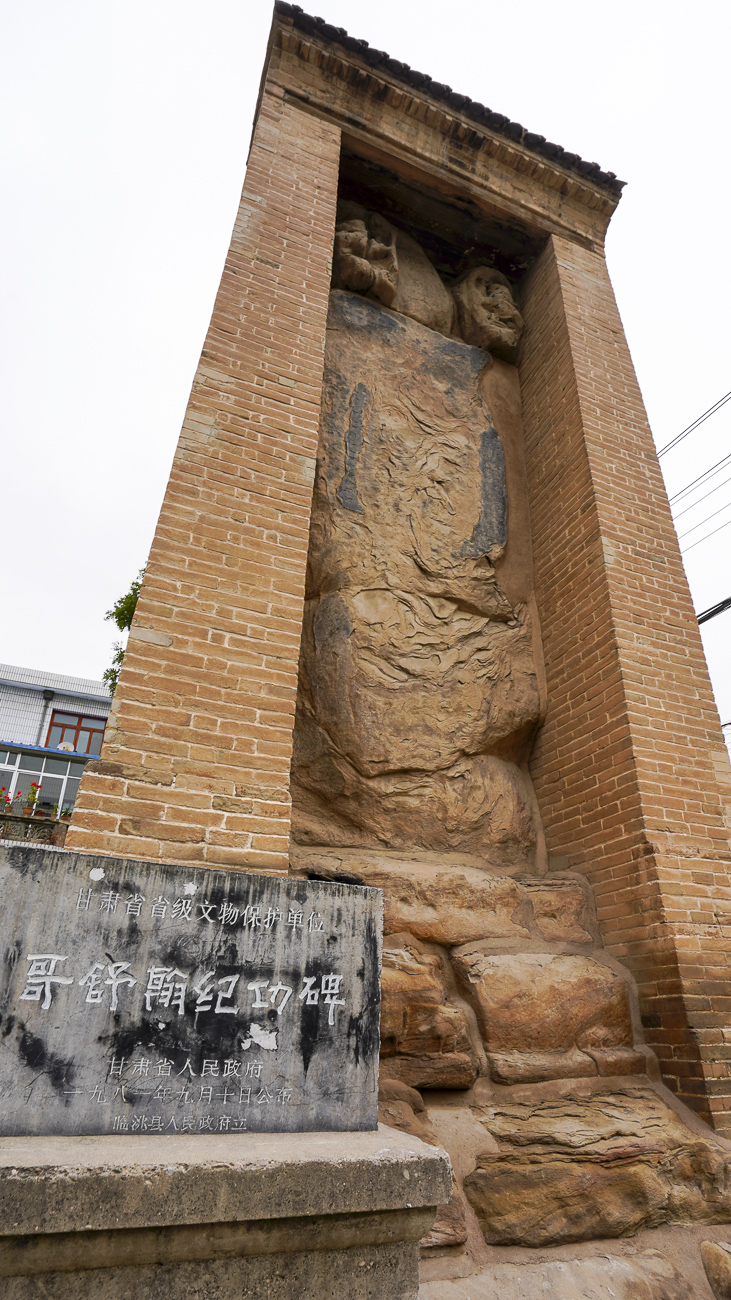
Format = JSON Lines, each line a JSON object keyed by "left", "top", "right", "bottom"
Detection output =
{"left": 0, "top": 812, "right": 69, "bottom": 847}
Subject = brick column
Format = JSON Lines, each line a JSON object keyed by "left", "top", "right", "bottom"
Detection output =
{"left": 519, "top": 234, "right": 731, "bottom": 1130}
{"left": 66, "top": 87, "right": 341, "bottom": 873}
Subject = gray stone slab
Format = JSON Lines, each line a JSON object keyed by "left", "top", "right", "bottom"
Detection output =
{"left": 0, "top": 1128, "right": 451, "bottom": 1300}
{"left": 0, "top": 845, "right": 382, "bottom": 1136}
{"left": 0, "top": 1128, "right": 450, "bottom": 1233}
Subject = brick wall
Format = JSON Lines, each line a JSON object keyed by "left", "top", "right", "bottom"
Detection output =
{"left": 66, "top": 87, "right": 341, "bottom": 873}
{"left": 519, "top": 235, "right": 731, "bottom": 1130}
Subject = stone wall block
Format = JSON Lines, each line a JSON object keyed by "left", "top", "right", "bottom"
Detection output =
{"left": 291, "top": 848, "right": 597, "bottom": 948}
{"left": 464, "top": 1085, "right": 731, "bottom": 1248}
{"left": 380, "top": 935, "right": 480, "bottom": 1090}
{"left": 451, "top": 948, "right": 645, "bottom": 1083}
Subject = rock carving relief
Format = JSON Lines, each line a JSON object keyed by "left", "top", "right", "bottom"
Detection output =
{"left": 292, "top": 205, "right": 541, "bottom": 863}
{"left": 289, "top": 206, "right": 731, "bottom": 1272}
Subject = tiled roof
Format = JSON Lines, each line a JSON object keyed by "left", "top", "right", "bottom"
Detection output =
{"left": 0, "top": 663, "right": 110, "bottom": 697}
{"left": 275, "top": 2, "right": 625, "bottom": 195}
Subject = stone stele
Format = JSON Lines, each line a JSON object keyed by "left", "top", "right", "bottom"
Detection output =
{"left": 291, "top": 286, "right": 542, "bottom": 862}
{"left": 0, "top": 844, "right": 381, "bottom": 1136}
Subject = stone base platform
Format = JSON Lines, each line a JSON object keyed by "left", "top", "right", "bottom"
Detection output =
{"left": 0, "top": 1127, "right": 451, "bottom": 1299}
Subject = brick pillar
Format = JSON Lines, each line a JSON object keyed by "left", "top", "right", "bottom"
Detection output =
{"left": 66, "top": 87, "right": 341, "bottom": 873}
{"left": 519, "top": 234, "right": 731, "bottom": 1130}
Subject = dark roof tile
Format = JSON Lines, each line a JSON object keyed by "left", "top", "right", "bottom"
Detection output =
{"left": 274, "top": 1, "right": 625, "bottom": 194}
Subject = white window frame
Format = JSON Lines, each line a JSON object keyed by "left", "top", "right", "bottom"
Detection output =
{"left": 0, "top": 750, "right": 87, "bottom": 815}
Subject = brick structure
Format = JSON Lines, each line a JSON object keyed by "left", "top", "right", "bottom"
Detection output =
{"left": 68, "top": 4, "right": 731, "bottom": 1130}
{"left": 67, "top": 75, "right": 341, "bottom": 873}
{"left": 519, "top": 236, "right": 731, "bottom": 1129}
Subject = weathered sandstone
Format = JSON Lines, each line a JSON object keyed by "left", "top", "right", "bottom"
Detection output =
{"left": 451, "top": 950, "right": 644, "bottom": 1082}
{"left": 290, "top": 848, "right": 595, "bottom": 947}
{"left": 702, "top": 1240, "right": 731, "bottom": 1299}
{"left": 464, "top": 1087, "right": 731, "bottom": 1246}
{"left": 291, "top": 289, "right": 542, "bottom": 860}
{"left": 380, "top": 937, "right": 479, "bottom": 1090}
{"left": 419, "top": 1250, "right": 694, "bottom": 1299}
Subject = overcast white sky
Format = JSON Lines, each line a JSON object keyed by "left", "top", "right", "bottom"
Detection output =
{"left": 1, "top": 0, "right": 729, "bottom": 738}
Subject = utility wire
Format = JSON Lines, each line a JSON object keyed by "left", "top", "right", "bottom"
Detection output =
{"left": 669, "top": 451, "right": 731, "bottom": 505}
{"left": 681, "top": 516, "right": 731, "bottom": 554}
{"left": 673, "top": 472, "right": 731, "bottom": 520}
{"left": 697, "top": 596, "right": 731, "bottom": 626}
{"left": 677, "top": 498, "right": 731, "bottom": 540}
{"left": 657, "top": 389, "right": 731, "bottom": 457}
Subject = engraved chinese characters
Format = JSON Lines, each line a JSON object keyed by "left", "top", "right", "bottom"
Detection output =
{"left": 0, "top": 845, "right": 381, "bottom": 1136}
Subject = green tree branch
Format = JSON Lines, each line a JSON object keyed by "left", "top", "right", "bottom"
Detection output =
{"left": 103, "top": 567, "right": 145, "bottom": 695}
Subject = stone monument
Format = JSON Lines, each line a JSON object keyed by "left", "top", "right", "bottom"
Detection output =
{"left": 4, "top": 4, "right": 731, "bottom": 1297}
{"left": 0, "top": 847, "right": 381, "bottom": 1137}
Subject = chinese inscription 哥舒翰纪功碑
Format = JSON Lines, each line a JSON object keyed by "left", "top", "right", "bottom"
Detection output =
{"left": 19, "top": 952, "right": 347, "bottom": 1024}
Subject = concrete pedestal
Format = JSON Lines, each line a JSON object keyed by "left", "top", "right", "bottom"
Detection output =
{"left": 0, "top": 1127, "right": 450, "bottom": 1299}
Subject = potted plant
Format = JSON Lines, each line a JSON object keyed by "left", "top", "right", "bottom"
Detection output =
{"left": 23, "top": 782, "right": 42, "bottom": 816}
{"left": 7, "top": 790, "right": 23, "bottom": 814}
{"left": 60, "top": 806, "right": 72, "bottom": 822}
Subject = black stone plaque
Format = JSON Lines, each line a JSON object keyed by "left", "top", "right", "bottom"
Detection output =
{"left": 0, "top": 845, "right": 381, "bottom": 1136}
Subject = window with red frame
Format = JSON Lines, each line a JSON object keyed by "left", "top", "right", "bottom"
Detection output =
{"left": 46, "top": 711, "right": 106, "bottom": 756}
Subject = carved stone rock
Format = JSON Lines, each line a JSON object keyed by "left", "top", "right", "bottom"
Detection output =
{"left": 291, "top": 848, "right": 602, "bottom": 950}
{"left": 464, "top": 1156, "right": 669, "bottom": 1246}
{"left": 333, "top": 207, "right": 455, "bottom": 336}
{"left": 380, "top": 936, "right": 479, "bottom": 1089}
{"left": 332, "top": 213, "right": 398, "bottom": 308}
{"left": 464, "top": 1086, "right": 731, "bottom": 1246}
{"left": 291, "top": 290, "right": 542, "bottom": 861}
{"left": 390, "top": 226, "right": 455, "bottom": 336}
{"left": 702, "top": 1241, "right": 731, "bottom": 1299}
{"left": 291, "top": 848, "right": 529, "bottom": 945}
{"left": 452, "top": 266, "right": 524, "bottom": 361}
{"left": 479, "top": 1088, "right": 695, "bottom": 1157}
{"left": 291, "top": 849, "right": 602, "bottom": 956}
{"left": 521, "top": 876, "right": 594, "bottom": 944}
{"left": 378, "top": 1075, "right": 426, "bottom": 1114}
{"left": 378, "top": 1094, "right": 436, "bottom": 1146}
{"left": 419, "top": 1188, "right": 469, "bottom": 1251}
{"left": 451, "top": 950, "right": 645, "bottom": 1082}
{"left": 331, "top": 207, "right": 525, "bottom": 357}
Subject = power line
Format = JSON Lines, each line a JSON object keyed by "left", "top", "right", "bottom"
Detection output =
{"left": 697, "top": 596, "right": 731, "bottom": 626}
{"left": 657, "top": 389, "right": 731, "bottom": 457}
{"left": 677, "top": 498, "right": 731, "bottom": 540}
{"left": 681, "top": 516, "right": 731, "bottom": 554}
{"left": 673, "top": 471, "right": 731, "bottom": 520}
{"left": 669, "top": 451, "right": 731, "bottom": 505}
